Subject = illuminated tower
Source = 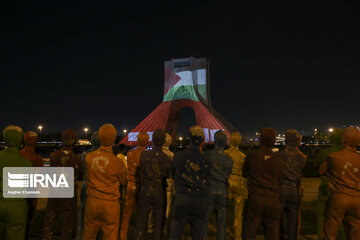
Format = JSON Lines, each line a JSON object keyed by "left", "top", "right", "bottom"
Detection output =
{"left": 120, "top": 57, "right": 237, "bottom": 146}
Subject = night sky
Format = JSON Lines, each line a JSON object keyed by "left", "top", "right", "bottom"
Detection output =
{"left": 1, "top": 1, "right": 359, "bottom": 137}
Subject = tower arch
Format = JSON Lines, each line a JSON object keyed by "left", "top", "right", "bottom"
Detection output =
{"left": 120, "top": 57, "right": 237, "bottom": 146}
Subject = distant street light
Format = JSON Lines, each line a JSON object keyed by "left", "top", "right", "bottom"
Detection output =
{"left": 84, "top": 128, "right": 89, "bottom": 138}
{"left": 123, "top": 129, "right": 127, "bottom": 134}
{"left": 179, "top": 137, "right": 183, "bottom": 141}
{"left": 329, "top": 128, "right": 334, "bottom": 133}
{"left": 38, "top": 125, "right": 43, "bottom": 142}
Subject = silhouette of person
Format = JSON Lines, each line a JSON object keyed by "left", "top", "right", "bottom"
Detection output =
{"left": 42, "top": 129, "right": 83, "bottom": 240}
{"left": 205, "top": 130, "right": 233, "bottom": 240}
{"left": 320, "top": 127, "right": 360, "bottom": 240}
{"left": 0, "top": 125, "right": 31, "bottom": 240}
{"left": 135, "top": 129, "right": 172, "bottom": 240}
{"left": 170, "top": 125, "right": 211, "bottom": 240}
{"left": 82, "top": 124, "right": 127, "bottom": 240}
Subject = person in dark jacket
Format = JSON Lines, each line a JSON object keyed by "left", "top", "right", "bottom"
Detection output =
{"left": 242, "top": 127, "right": 284, "bottom": 240}
{"left": 42, "top": 129, "right": 83, "bottom": 240}
{"left": 205, "top": 130, "right": 233, "bottom": 240}
{"left": 277, "top": 130, "right": 306, "bottom": 240}
{"left": 135, "top": 129, "right": 172, "bottom": 240}
{"left": 170, "top": 125, "right": 211, "bottom": 240}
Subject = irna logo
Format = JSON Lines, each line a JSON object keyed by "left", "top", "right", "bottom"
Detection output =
{"left": 8, "top": 172, "right": 69, "bottom": 188}
{"left": 3, "top": 167, "right": 74, "bottom": 198}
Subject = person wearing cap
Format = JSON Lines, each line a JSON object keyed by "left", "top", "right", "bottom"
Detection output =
{"left": 120, "top": 131, "right": 149, "bottom": 240}
{"left": 320, "top": 127, "right": 360, "bottom": 240}
{"left": 205, "top": 130, "right": 233, "bottom": 240}
{"left": 0, "top": 125, "right": 32, "bottom": 240}
{"left": 242, "top": 127, "right": 284, "bottom": 240}
{"left": 20, "top": 131, "right": 44, "bottom": 240}
{"left": 82, "top": 123, "right": 127, "bottom": 240}
{"left": 134, "top": 129, "right": 172, "bottom": 240}
{"left": 277, "top": 130, "right": 306, "bottom": 240}
{"left": 76, "top": 132, "right": 100, "bottom": 240}
{"left": 43, "top": 129, "right": 84, "bottom": 240}
{"left": 170, "top": 125, "right": 211, "bottom": 240}
{"left": 162, "top": 133, "right": 175, "bottom": 238}
{"left": 313, "top": 128, "right": 345, "bottom": 240}
{"left": 225, "top": 132, "right": 247, "bottom": 240}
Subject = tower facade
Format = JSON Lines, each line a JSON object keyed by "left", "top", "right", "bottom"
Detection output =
{"left": 120, "top": 57, "right": 237, "bottom": 146}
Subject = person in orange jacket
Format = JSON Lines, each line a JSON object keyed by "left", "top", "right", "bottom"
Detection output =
{"left": 120, "top": 131, "right": 149, "bottom": 240}
{"left": 320, "top": 127, "right": 360, "bottom": 240}
{"left": 20, "top": 131, "right": 43, "bottom": 240}
{"left": 82, "top": 123, "right": 127, "bottom": 240}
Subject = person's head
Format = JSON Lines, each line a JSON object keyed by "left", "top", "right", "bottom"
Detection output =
{"left": 230, "top": 132, "right": 242, "bottom": 147}
{"left": 137, "top": 131, "right": 149, "bottom": 147}
{"left": 214, "top": 130, "right": 227, "bottom": 148}
{"left": 90, "top": 131, "right": 100, "bottom": 148}
{"left": 62, "top": 129, "right": 77, "bottom": 147}
{"left": 24, "top": 131, "right": 38, "bottom": 147}
{"left": 163, "top": 133, "right": 172, "bottom": 148}
{"left": 152, "top": 128, "right": 166, "bottom": 147}
{"left": 3, "top": 125, "right": 24, "bottom": 148}
{"left": 118, "top": 144, "right": 126, "bottom": 154}
{"left": 285, "top": 129, "right": 302, "bottom": 147}
{"left": 260, "top": 127, "right": 276, "bottom": 147}
{"left": 98, "top": 123, "right": 117, "bottom": 147}
{"left": 342, "top": 127, "right": 360, "bottom": 148}
{"left": 189, "top": 125, "right": 204, "bottom": 146}
{"left": 329, "top": 128, "right": 343, "bottom": 146}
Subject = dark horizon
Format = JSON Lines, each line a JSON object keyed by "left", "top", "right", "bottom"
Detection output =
{"left": 1, "top": 1, "right": 359, "bottom": 136}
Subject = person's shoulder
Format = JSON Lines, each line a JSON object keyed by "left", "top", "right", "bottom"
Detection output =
{"left": 246, "top": 150, "right": 258, "bottom": 159}
{"left": 239, "top": 150, "right": 246, "bottom": 158}
{"left": 20, "top": 155, "right": 32, "bottom": 167}
{"left": 174, "top": 148, "right": 187, "bottom": 157}
{"left": 128, "top": 148, "right": 137, "bottom": 155}
{"left": 224, "top": 152, "right": 233, "bottom": 163}
{"left": 204, "top": 149, "right": 212, "bottom": 157}
{"left": 85, "top": 149, "right": 97, "bottom": 158}
{"left": 329, "top": 150, "right": 341, "bottom": 158}
{"left": 276, "top": 149, "right": 285, "bottom": 156}
{"left": 141, "top": 149, "right": 152, "bottom": 157}
{"left": 298, "top": 151, "right": 307, "bottom": 160}
{"left": 49, "top": 149, "right": 61, "bottom": 158}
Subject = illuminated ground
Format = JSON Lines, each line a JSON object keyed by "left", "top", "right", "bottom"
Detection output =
{"left": 30, "top": 178, "right": 321, "bottom": 239}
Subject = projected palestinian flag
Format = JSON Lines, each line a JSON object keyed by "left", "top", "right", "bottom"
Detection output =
{"left": 163, "top": 69, "right": 207, "bottom": 102}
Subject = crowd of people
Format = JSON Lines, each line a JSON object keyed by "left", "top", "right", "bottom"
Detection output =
{"left": 0, "top": 123, "right": 360, "bottom": 240}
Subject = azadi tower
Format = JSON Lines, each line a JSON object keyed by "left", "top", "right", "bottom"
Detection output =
{"left": 120, "top": 57, "right": 237, "bottom": 146}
